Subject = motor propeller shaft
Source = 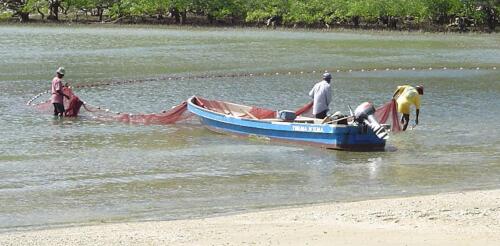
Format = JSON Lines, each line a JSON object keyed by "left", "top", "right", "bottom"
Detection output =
{"left": 354, "top": 102, "right": 389, "bottom": 140}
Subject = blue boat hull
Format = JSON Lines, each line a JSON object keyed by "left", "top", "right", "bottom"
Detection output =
{"left": 187, "top": 97, "right": 386, "bottom": 151}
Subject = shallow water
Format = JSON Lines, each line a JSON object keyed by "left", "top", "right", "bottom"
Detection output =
{"left": 0, "top": 25, "right": 499, "bottom": 231}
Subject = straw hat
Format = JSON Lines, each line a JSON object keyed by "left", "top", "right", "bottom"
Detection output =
{"left": 56, "top": 67, "right": 65, "bottom": 75}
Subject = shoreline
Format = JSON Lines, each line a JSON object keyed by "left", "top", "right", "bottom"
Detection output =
{"left": 1, "top": 189, "right": 499, "bottom": 245}
{"left": 0, "top": 21, "right": 498, "bottom": 34}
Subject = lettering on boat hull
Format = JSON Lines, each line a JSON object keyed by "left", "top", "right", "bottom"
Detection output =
{"left": 291, "top": 125, "right": 324, "bottom": 133}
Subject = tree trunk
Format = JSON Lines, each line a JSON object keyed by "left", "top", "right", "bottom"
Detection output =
{"left": 48, "top": 0, "right": 60, "bottom": 21}
{"left": 180, "top": 10, "right": 187, "bottom": 25}
{"left": 487, "top": 19, "right": 496, "bottom": 33}
{"left": 98, "top": 8, "right": 103, "bottom": 22}
{"left": 207, "top": 14, "right": 214, "bottom": 24}
{"left": 485, "top": 7, "right": 496, "bottom": 33}
{"left": 170, "top": 8, "right": 180, "bottom": 24}
{"left": 352, "top": 16, "right": 360, "bottom": 28}
{"left": 18, "top": 12, "right": 30, "bottom": 22}
{"left": 389, "top": 16, "right": 397, "bottom": 29}
{"left": 380, "top": 16, "right": 389, "bottom": 27}
{"left": 37, "top": 7, "right": 45, "bottom": 20}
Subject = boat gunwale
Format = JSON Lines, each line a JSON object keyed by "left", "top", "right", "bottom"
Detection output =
{"left": 187, "top": 96, "right": 345, "bottom": 129}
{"left": 187, "top": 96, "right": 386, "bottom": 151}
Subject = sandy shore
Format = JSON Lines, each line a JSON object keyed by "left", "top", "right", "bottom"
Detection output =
{"left": 1, "top": 189, "right": 499, "bottom": 245}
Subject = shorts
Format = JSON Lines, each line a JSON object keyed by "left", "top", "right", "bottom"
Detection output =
{"left": 314, "top": 110, "right": 328, "bottom": 119}
{"left": 53, "top": 103, "right": 65, "bottom": 115}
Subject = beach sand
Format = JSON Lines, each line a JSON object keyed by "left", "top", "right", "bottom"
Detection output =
{"left": 1, "top": 189, "right": 499, "bottom": 245}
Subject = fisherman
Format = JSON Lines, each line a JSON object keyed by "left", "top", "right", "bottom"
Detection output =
{"left": 392, "top": 84, "right": 424, "bottom": 131}
{"left": 309, "top": 72, "right": 332, "bottom": 119}
{"left": 51, "top": 67, "right": 70, "bottom": 117}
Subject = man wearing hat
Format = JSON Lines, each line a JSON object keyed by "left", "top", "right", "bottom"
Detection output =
{"left": 51, "top": 67, "right": 70, "bottom": 116}
{"left": 392, "top": 84, "right": 424, "bottom": 130}
{"left": 309, "top": 73, "right": 333, "bottom": 119}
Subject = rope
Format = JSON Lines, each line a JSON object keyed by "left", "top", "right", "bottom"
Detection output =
{"left": 82, "top": 101, "right": 122, "bottom": 115}
{"left": 26, "top": 90, "right": 50, "bottom": 106}
{"left": 68, "top": 66, "right": 498, "bottom": 90}
{"left": 27, "top": 65, "right": 498, "bottom": 109}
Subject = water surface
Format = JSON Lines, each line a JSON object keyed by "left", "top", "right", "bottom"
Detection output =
{"left": 0, "top": 25, "right": 499, "bottom": 231}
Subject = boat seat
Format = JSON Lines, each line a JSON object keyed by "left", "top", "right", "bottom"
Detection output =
{"left": 294, "top": 116, "right": 320, "bottom": 124}
{"left": 260, "top": 116, "right": 322, "bottom": 124}
{"left": 260, "top": 118, "right": 283, "bottom": 122}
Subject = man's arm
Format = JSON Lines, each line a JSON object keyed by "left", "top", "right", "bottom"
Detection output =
{"left": 57, "top": 89, "right": 70, "bottom": 99}
{"left": 414, "top": 95, "right": 421, "bottom": 125}
{"left": 415, "top": 109, "right": 419, "bottom": 125}
{"left": 56, "top": 83, "right": 70, "bottom": 99}
{"left": 308, "top": 85, "right": 315, "bottom": 98}
{"left": 326, "top": 86, "right": 332, "bottom": 106}
{"left": 393, "top": 87, "right": 402, "bottom": 99}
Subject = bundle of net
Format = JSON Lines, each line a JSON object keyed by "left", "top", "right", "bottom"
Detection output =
{"left": 28, "top": 86, "right": 83, "bottom": 117}
{"left": 192, "top": 97, "right": 313, "bottom": 119}
{"left": 374, "top": 99, "right": 402, "bottom": 132}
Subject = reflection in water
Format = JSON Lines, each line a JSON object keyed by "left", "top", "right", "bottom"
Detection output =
{"left": 367, "top": 157, "right": 382, "bottom": 180}
{"left": 0, "top": 25, "right": 499, "bottom": 231}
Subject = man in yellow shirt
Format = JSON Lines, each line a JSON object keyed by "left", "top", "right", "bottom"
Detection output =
{"left": 393, "top": 85, "right": 424, "bottom": 131}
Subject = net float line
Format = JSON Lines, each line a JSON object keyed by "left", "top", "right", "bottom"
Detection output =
{"left": 25, "top": 65, "right": 497, "bottom": 124}
{"left": 27, "top": 65, "right": 498, "bottom": 105}
{"left": 25, "top": 87, "right": 173, "bottom": 116}
{"left": 67, "top": 66, "right": 498, "bottom": 90}
{"left": 26, "top": 90, "right": 50, "bottom": 106}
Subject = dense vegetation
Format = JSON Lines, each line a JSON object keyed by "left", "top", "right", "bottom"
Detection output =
{"left": 1, "top": 0, "right": 498, "bottom": 31}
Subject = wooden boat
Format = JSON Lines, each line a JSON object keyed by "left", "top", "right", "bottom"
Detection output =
{"left": 187, "top": 96, "right": 386, "bottom": 151}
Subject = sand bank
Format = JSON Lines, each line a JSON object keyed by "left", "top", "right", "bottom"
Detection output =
{"left": 1, "top": 189, "right": 499, "bottom": 245}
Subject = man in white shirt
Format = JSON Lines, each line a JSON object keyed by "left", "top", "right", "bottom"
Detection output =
{"left": 309, "top": 73, "right": 332, "bottom": 119}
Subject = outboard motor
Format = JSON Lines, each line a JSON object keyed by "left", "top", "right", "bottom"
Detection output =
{"left": 354, "top": 102, "right": 389, "bottom": 140}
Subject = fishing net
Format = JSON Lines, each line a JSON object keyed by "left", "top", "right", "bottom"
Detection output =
{"left": 29, "top": 86, "right": 82, "bottom": 117}
{"left": 193, "top": 97, "right": 313, "bottom": 119}
{"left": 29, "top": 88, "right": 313, "bottom": 124}
{"left": 295, "top": 101, "right": 313, "bottom": 116}
{"left": 374, "top": 99, "right": 401, "bottom": 132}
{"left": 193, "top": 97, "right": 275, "bottom": 119}
{"left": 65, "top": 94, "right": 84, "bottom": 117}
{"left": 30, "top": 97, "right": 53, "bottom": 112}
{"left": 29, "top": 87, "right": 192, "bottom": 124}
{"left": 83, "top": 101, "right": 192, "bottom": 125}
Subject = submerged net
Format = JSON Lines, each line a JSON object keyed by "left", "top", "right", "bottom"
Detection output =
{"left": 83, "top": 101, "right": 192, "bottom": 124}
{"left": 28, "top": 87, "right": 192, "bottom": 124}
{"left": 374, "top": 99, "right": 401, "bottom": 132}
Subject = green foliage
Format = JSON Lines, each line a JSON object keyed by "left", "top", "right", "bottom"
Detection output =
{"left": 1, "top": 0, "right": 497, "bottom": 30}
{"left": 0, "top": 11, "right": 13, "bottom": 20}
{"left": 25, "top": 0, "right": 47, "bottom": 14}
{"left": 245, "top": 0, "right": 291, "bottom": 22}
{"left": 421, "top": 0, "right": 462, "bottom": 22}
